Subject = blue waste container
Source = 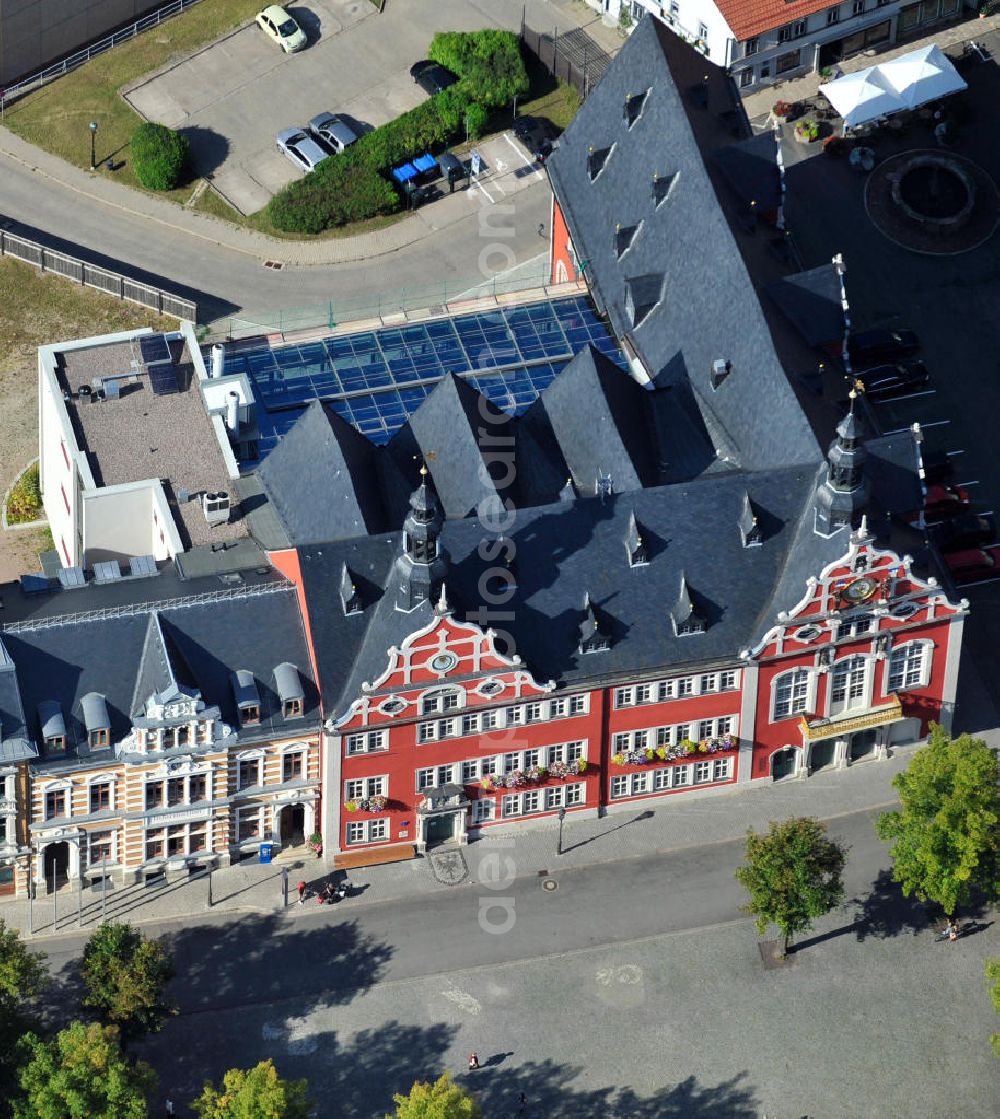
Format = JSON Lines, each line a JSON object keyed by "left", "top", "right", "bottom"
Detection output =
{"left": 259, "top": 842, "right": 274, "bottom": 865}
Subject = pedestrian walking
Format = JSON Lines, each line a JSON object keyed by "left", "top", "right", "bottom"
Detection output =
{"left": 468, "top": 1052, "right": 480, "bottom": 1071}
{"left": 165, "top": 1101, "right": 175, "bottom": 1118}
{"left": 296, "top": 880, "right": 307, "bottom": 904}
{"left": 948, "top": 918, "right": 959, "bottom": 942}
{"left": 518, "top": 1091, "right": 528, "bottom": 1113}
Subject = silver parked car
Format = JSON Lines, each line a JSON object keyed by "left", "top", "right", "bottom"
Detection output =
{"left": 276, "top": 127, "right": 329, "bottom": 173}
{"left": 308, "top": 112, "right": 359, "bottom": 155}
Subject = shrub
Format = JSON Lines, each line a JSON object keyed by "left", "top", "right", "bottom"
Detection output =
{"left": 428, "top": 30, "right": 529, "bottom": 107}
{"left": 465, "top": 102, "right": 488, "bottom": 139}
{"left": 130, "top": 122, "right": 189, "bottom": 190}
{"left": 5, "top": 463, "right": 42, "bottom": 525}
{"left": 267, "top": 158, "right": 399, "bottom": 233}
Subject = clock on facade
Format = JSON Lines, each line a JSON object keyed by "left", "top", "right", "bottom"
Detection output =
{"left": 841, "top": 575, "right": 879, "bottom": 604}
{"left": 429, "top": 652, "right": 457, "bottom": 673}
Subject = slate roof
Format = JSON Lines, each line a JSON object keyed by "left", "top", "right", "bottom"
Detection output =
{"left": 299, "top": 466, "right": 850, "bottom": 717}
{"left": 0, "top": 570, "right": 321, "bottom": 765}
{"left": 545, "top": 16, "right": 820, "bottom": 473}
{"left": 0, "top": 639, "right": 35, "bottom": 763}
{"left": 765, "top": 264, "right": 846, "bottom": 348}
{"left": 711, "top": 129, "right": 782, "bottom": 210}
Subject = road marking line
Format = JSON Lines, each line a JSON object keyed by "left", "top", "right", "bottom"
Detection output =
{"left": 505, "top": 132, "right": 543, "bottom": 178}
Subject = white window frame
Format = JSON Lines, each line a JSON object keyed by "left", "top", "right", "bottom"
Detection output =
{"left": 87, "top": 775, "right": 115, "bottom": 814}
{"left": 887, "top": 641, "right": 932, "bottom": 693}
{"left": 344, "top": 775, "right": 387, "bottom": 800}
{"left": 568, "top": 694, "right": 589, "bottom": 715}
{"left": 565, "top": 783, "right": 584, "bottom": 806}
{"left": 772, "top": 667, "right": 814, "bottom": 721}
{"left": 416, "top": 768, "right": 435, "bottom": 791}
{"left": 236, "top": 753, "right": 263, "bottom": 791}
{"left": 281, "top": 747, "right": 307, "bottom": 783}
{"left": 472, "top": 798, "right": 495, "bottom": 823}
{"left": 235, "top": 806, "right": 263, "bottom": 844}
{"left": 346, "top": 817, "right": 389, "bottom": 845}
{"left": 345, "top": 729, "right": 387, "bottom": 755}
{"left": 420, "top": 688, "right": 463, "bottom": 716}
{"left": 43, "top": 781, "right": 72, "bottom": 820}
{"left": 829, "top": 654, "right": 870, "bottom": 717}
{"left": 86, "top": 828, "right": 117, "bottom": 868}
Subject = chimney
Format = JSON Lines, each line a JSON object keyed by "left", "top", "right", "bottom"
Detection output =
{"left": 226, "top": 391, "right": 240, "bottom": 433}
{"left": 711, "top": 358, "right": 731, "bottom": 390}
{"left": 211, "top": 344, "right": 226, "bottom": 379}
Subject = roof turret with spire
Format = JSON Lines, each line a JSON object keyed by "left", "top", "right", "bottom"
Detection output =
{"left": 395, "top": 465, "right": 448, "bottom": 611}
{"left": 815, "top": 389, "right": 870, "bottom": 536}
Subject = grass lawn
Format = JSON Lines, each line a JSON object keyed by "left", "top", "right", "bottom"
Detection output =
{"left": 0, "top": 257, "right": 174, "bottom": 581}
{"left": 4, "top": 0, "right": 260, "bottom": 201}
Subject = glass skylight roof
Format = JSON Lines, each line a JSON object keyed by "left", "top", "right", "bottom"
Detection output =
{"left": 219, "top": 296, "right": 625, "bottom": 457}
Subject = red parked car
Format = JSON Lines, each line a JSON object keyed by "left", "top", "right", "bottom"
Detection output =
{"left": 920, "top": 484, "right": 971, "bottom": 522}
{"left": 944, "top": 548, "right": 998, "bottom": 584}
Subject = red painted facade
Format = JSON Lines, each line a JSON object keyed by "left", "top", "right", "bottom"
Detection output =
{"left": 550, "top": 200, "right": 575, "bottom": 286}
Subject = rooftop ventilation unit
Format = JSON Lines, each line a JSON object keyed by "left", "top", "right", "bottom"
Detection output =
{"left": 711, "top": 358, "right": 731, "bottom": 389}
{"left": 202, "top": 491, "right": 231, "bottom": 526}
{"left": 211, "top": 344, "right": 226, "bottom": 379}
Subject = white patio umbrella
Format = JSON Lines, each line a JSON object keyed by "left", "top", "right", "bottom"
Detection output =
{"left": 818, "top": 66, "right": 906, "bottom": 128}
{"left": 880, "top": 44, "right": 967, "bottom": 110}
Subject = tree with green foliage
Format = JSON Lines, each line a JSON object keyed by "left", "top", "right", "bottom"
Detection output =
{"left": 130, "top": 122, "right": 189, "bottom": 190}
{"left": 14, "top": 1021, "right": 155, "bottom": 1119}
{"left": 876, "top": 726, "right": 1000, "bottom": 919}
{"left": 389, "top": 1073, "right": 482, "bottom": 1119}
{"left": 81, "top": 922, "right": 176, "bottom": 1043}
{"left": 735, "top": 816, "right": 847, "bottom": 957}
{"left": 0, "top": 918, "right": 48, "bottom": 1118}
{"left": 192, "top": 1060, "right": 311, "bottom": 1119}
{"left": 986, "top": 958, "right": 1000, "bottom": 1060}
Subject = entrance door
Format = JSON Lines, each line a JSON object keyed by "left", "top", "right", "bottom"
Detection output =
{"left": 810, "top": 740, "right": 836, "bottom": 773}
{"left": 279, "top": 804, "right": 305, "bottom": 847}
{"left": 43, "top": 842, "right": 70, "bottom": 889}
{"left": 772, "top": 748, "right": 797, "bottom": 781}
{"left": 849, "top": 729, "right": 877, "bottom": 762}
{"left": 425, "top": 814, "right": 455, "bottom": 847}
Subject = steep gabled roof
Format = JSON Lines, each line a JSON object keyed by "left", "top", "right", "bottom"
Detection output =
{"left": 256, "top": 401, "right": 384, "bottom": 544}
{"left": 386, "top": 373, "right": 514, "bottom": 519}
{"left": 0, "top": 638, "right": 35, "bottom": 762}
{"left": 545, "top": 16, "right": 819, "bottom": 473}
{"left": 711, "top": 129, "right": 782, "bottom": 209}
{"left": 765, "top": 264, "right": 846, "bottom": 348}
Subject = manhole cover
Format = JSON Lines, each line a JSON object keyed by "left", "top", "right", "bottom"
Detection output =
{"left": 263, "top": 259, "right": 284, "bottom": 270}
{"left": 542, "top": 879, "right": 558, "bottom": 891}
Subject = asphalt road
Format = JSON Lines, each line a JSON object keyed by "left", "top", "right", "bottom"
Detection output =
{"left": 0, "top": 162, "right": 552, "bottom": 325}
{"left": 31, "top": 808, "right": 1000, "bottom": 1117}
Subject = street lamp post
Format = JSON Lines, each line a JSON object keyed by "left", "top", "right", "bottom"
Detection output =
{"left": 89, "top": 120, "right": 98, "bottom": 171}
{"left": 512, "top": 93, "right": 518, "bottom": 124}
{"left": 557, "top": 807, "right": 566, "bottom": 856}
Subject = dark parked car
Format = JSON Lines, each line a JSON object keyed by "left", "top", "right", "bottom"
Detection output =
{"left": 856, "top": 360, "right": 929, "bottom": 402}
{"left": 944, "top": 547, "right": 998, "bottom": 584}
{"left": 512, "top": 116, "right": 555, "bottom": 162}
{"left": 308, "top": 112, "right": 358, "bottom": 155}
{"left": 410, "top": 60, "right": 458, "bottom": 96}
{"left": 848, "top": 328, "right": 920, "bottom": 365}
{"left": 921, "top": 483, "right": 971, "bottom": 523}
{"left": 930, "top": 513, "right": 996, "bottom": 552}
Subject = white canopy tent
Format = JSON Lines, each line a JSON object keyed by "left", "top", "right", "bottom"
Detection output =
{"left": 818, "top": 43, "right": 967, "bottom": 129}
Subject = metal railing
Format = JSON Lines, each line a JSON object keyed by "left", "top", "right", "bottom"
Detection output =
{"left": 0, "top": 0, "right": 205, "bottom": 112}
{"left": 208, "top": 260, "right": 582, "bottom": 341}
{"left": 0, "top": 228, "right": 196, "bottom": 320}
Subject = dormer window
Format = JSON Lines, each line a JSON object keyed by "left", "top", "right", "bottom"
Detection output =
{"left": 231, "top": 670, "right": 261, "bottom": 727}
{"left": 37, "top": 701, "right": 66, "bottom": 754}
{"left": 670, "top": 574, "right": 706, "bottom": 636}
{"left": 587, "top": 145, "right": 613, "bottom": 181}
{"left": 653, "top": 171, "right": 679, "bottom": 208}
{"left": 739, "top": 492, "right": 763, "bottom": 547}
{"left": 626, "top": 512, "right": 648, "bottom": 567}
{"left": 422, "top": 689, "right": 461, "bottom": 716}
{"left": 579, "top": 593, "right": 610, "bottom": 655}
{"left": 81, "top": 692, "right": 111, "bottom": 751}
{"left": 676, "top": 618, "right": 706, "bottom": 636}
{"left": 614, "top": 222, "right": 641, "bottom": 260}
{"left": 274, "top": 662, "right": 304, "bottom": 721}
{"left": 624, "top": 273, "right": 663, "bottom": 329}
{"left": 624, "top": 90, "right": 649, "bottom": 128}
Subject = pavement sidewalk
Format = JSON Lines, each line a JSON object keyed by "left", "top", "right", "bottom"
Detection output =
{"left": 741, "top": 13, "right": 1000, "bottom": 120}
{"left": 6, "top": 745, "right": 921, "bottom": 940}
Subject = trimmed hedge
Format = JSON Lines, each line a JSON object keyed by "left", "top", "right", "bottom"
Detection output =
{"left": 131, "top": 122, "right": 189, "bottom": 191}
{"left": 267, "top": 29, "right": 528, "bottom": 234}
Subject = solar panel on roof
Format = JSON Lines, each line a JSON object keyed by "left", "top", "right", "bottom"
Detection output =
{"left": 139, "top": 334, "right": 171, "bottom": 365}
{"left": 148, "top": 363, "right": 178, "bottom": 395}
{"left": 130, "top": 554, "right": 157, "bottom": 577}
{"left": 93, "top": 560, "right": 122, "bottom": 583}
{"left": 57, "top": 565, "right": 86, "bottom": 589}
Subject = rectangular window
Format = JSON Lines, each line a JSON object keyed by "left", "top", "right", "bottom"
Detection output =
{"left": 611, "top": 775, "right": 629, "bottom": 799}
{"left": 852, "top": 0, "right": 865, "bottom": 12}
{"left": 505, "top": 706, "right": 525, "bottom": 725}
{"left": 282, "top": 752, "right": 304, "bottom": 782}
{"left": 776, "top": 49, "right": 801, "bottom": 74}
{"left": 189, "top": 775, "right": 207, "bottom": 803}
{"left": 673, "top": 765, "right": 690, "bottom": 787}
{"left": 237, "top": 810, "right": 261, "bottom": 842}
{"left": 88, "top": 830, "right": 114, "bottom": 867}
{"left": 89, "top": 782, "right": 111, "bottom": 813}
{"left": 461, "top": 760, "right": 479, "bottom": 783}
{"left": 569, "top": 695, "right": 588, "bottom": 715}
{"left": 472, "top": 799, "right": 495, "bottom": 823}
{"left": 888, "top": 643, "right": 927, "bottom": 691}
{"left": 482, "top": 710, "right": 500, "bottom": 730}
{"left": 502, "top": 794, "right": 520, "bottom": 817}
{"left": 615, "top": 687, "right": 634, "bottom": 708}
{"left": 167, "top": 777, "right": 185, "bottom": 807}
{"left": 522, "top": 790, "right": 540, "bottom": 814}
{"left": 524, "top": 749, "right": 540, "bottom": 768}
{"left": 481, "top": 756, "right": 498, "bottom": 777}
{"left": 188, "top": 824, "right": 207, "bottom": 853}
{"left": 720, "top": 670, "right": 737, "bottom": 691}
{"left": 283, "top": 698, "right": 303, "bottom": 719}
{"left": 545, "top": 786, "right": 564, "bottom": 809}
{"left": 436, "top": 765, "right": 454, "bottom": 786}
{"left": 698, "top": 22, "right": 709, "bottom": 38}
{"left": 713, "top": 757, "right": 733, "bottom": 781}
{"left": 145, "top": 829, "right": 164, "bottom": 860}
{"left": 45, "top": 789, "right": 67, "bottom": 819}
{"left": 613, "top": 732, "right": 630, "bottom": 752}
{"left": 238, "top": 758, "right": 260, "bottom": 790}
{"left": 89, "top": 727, "right": 109, "bottom": 750}
{"left": 654, "top": 768, "right": 671, "bottom": 790}
{"left": 417, "top": 723, "right": 437, "bottom": 744}
{"left": 416, "top": 768, "right": 435, "bottom": 791}
{"left": 461, "top": 714, "right": 480, "bottom": 736}
{"left": 774, "top": 669, "right": 811, "bottom": 720}
{"left": 347, "top": 730, "right": 387, "bottom": 754}
{"left": 699, "top": 674, "right": 715, "bottom": 694}
{"left": 632, "top": 771, "right": 650, "bottom": 795}
{"left": 694, "top": 761, "right": 712, "bottom": 784}
{"left": 525, "top": 703, "right": 544, "bottom": 723}
{"left": 568, "top": 741, "right": 585, "bottom": 760}
{"left": 345, "top": 779, "right": 365, "bottom": 801}
{"left": 145, "top": 782, "right": 163, "bottom": 810}
{"left": 718, "top": 716, "right": 735, "bottom": 736}
{"left": 346, "top": 821, "right": 366, "bottom": 845}
{"left": 744, "top": 37, "right": 759, "bottom": 56}
{"left": 239, "top": 704, "right": 260, "bottom": 727}
{"left": 565, "top": 783, "right": 584, "bottom": 806}
{"left": 827, "top": 8, "right": 841, "bottom": 24}
{"left": 549, "top": 698, "right": 567, "bottom": 719}
{"left": 547, "top": 744, "right": 565, "bottom": 766}
{"left": 438, "top": 719, "right": 457, "bottom": 740}
{"left": 677, "top": 676, "right": 693, "bottom": 697}
{"left": 369, "top": 818, "right": 388, "bottom": 842}
{"left": 698, "top": 720, "right": 714, "bottom": 740}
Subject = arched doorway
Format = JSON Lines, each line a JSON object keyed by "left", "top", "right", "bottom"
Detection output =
{"left": 42, "top": 842, "right": 70, "bottom": 889}
{"left": 849, "top": 729, "right": 877, "bottom": 762}
{"left": 771, "top": 747, "right": 798, "bottom": 781}
{"left": 279, "top": 804, "right": 305, "bottom": 848}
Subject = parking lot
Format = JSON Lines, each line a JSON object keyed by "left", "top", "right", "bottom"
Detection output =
{"left": 777, "top": 35, "right": 1000, "bottom": 721}
{"left": 124, "top": 0, "right": 500, "bottom": 214}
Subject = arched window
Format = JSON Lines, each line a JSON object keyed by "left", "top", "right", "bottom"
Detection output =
{"left": 772, "top": 668, "right": 812, "bottom": 721}
{"left": 887, "top": 641, "right": 932, "bottom": 693}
